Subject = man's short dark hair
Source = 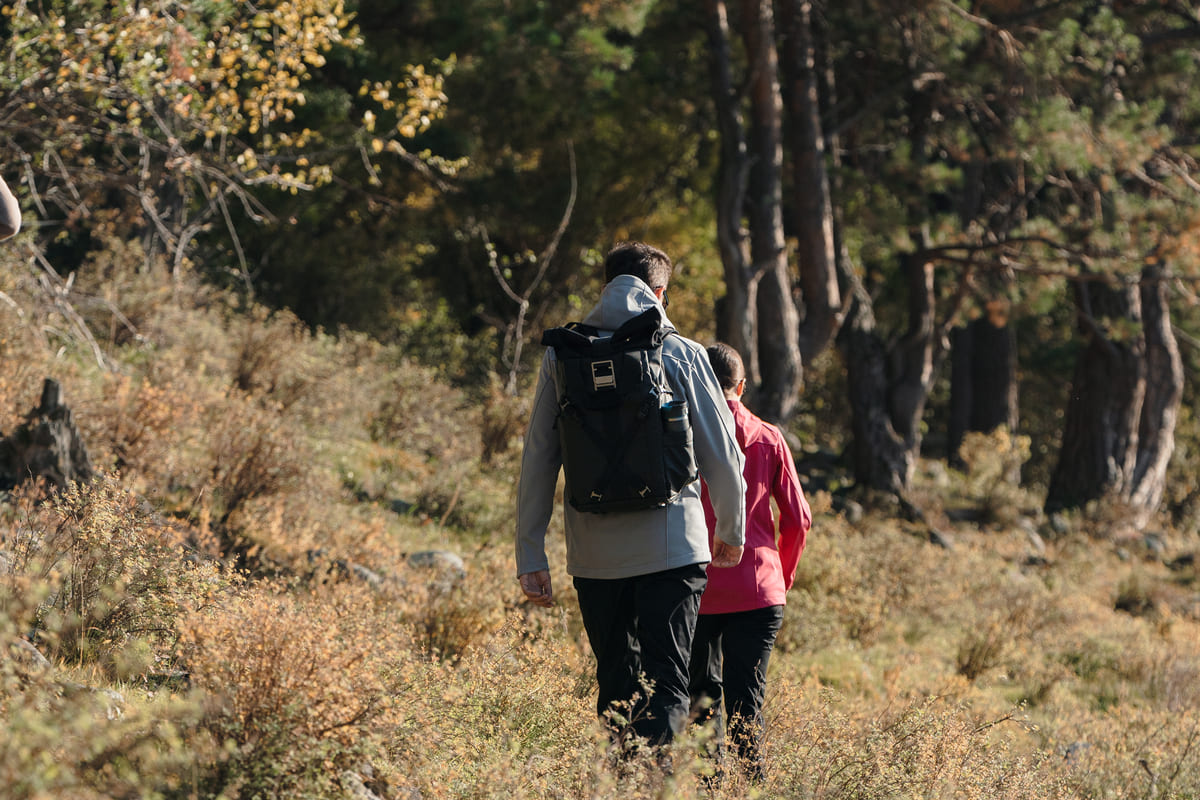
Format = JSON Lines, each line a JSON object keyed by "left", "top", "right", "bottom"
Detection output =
{"left": 604, "top": 242, "right": 673, "bottom": 289}
{"left": 706, "top": 343, "right": 745, "bottom": 393}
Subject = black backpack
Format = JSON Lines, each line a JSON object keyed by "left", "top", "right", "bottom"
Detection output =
{"left": 541, "top": 307, "right": 699, "bottom": 513}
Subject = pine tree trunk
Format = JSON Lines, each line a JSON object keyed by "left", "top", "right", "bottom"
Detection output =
{"left": 779, "top": 0, "right": 842, "bottom": 364}
{"left": 706, "top": 0, "right": 760, "bottom": 386}
{"left": 1129, "top": 262, "right": 1183, "bottom": 517}
{"left": 1045, "top": 278, "right": 1145, "bottom": 513}
{"left": 839, "top": 292, "right": 913, "bottom": 495}
{"left": 819, "top": 7, "right": 913, "bottom": 497}
{"left": 757, "top": 262, "right": 802, "bottom": 421}
{"left": 887, "top": 250, "right": 937, "bottom": 448}
{"left": 948, "top": 313, "right": 1018, "bottom": 466}
{"left": 739, "top": 0, "right": 801, "bottom": 423}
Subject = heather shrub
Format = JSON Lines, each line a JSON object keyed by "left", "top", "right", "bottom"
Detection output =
{"left": 0, "top": 669, "right": 204, "bottom": 800}
{"left": 764, "top": 683, "right": 1074, "bottom": 799}
{"left": 178, "top": 582, "right": 405, "bottom": 799}
{"left": 956, "top": 427, "right": 1033, "bottom": 527}
{"left": 80, "top": 373, "right": 205, "bottom": 496}
{"left": 783, "top": 518, "right": 931, "bottom": 652}
{"left": 380, "top": 618, "right": 717, "bottom": 800}
{"left": 367, "top": 361, "right": 513, "bottom": 531}
{"left": 228, "top": 306, "right": 386, "bottom": 438}
{"left": 198, "top": 388, "right": 311, "bottom": 537}
{"left": 480, "top": 375, "right": 529, "bottom": 467}
{"left": 4, "top": 473, "right": 233, "bottom": 678}
{"left": 387, "top": 545, "right": 509, "bottom": 662}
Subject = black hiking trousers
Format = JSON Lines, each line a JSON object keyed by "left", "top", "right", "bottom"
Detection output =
{"left": 574, "top": 563, "right": 707, "bottom": 749}
{"left": 688, "top": 603, "right": 785, "bottom": 781}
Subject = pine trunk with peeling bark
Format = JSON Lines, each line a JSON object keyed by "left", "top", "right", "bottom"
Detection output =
{"left": 1130, "top": 263, "right": 1183, "bottom": 515}
{"left": 779, "top": 0, "right": 841, "bottom": 364}
{"left": 706, "top": 0, "right": 759, "bottom": 387}
{"left": 739, "top": 0, "right": 801, "bottom": 423}
{"left": 1049, "top": 264, "right": 1183, "bottom": 523}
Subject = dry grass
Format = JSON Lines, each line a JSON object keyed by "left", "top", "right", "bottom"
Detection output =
{"left": 2, "top": 255, "right": 1200, "bottom": 798}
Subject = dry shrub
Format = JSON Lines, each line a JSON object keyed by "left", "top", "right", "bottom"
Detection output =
{"left": 956, "top": 428, "right": 1033, "bottom": 527}
{"left": 387, "top": 545, "right": 509, "bottom": 662}
{"left": 381, "top": 618, "right": 649, "bottom": 799}
{"left": 0, "top": 671, "right": 203, "bottom": 800}
{"left": 63, "top": 230, "right": 188, "bottom": 349}
{"left": 368, "top": 362, "right": 510, "bottom": 530}
{"left": 199, "top": 389, "right": 310, "bottom": 533}
{"left": 179, "top": 582, "right": 404, "bottom": 799}
{"left": 81, "top": 372, "right": 205, "bottom": 491}
{"left": 955, "top": 575, "right": 1059, "bottom": 682}
{"left": 1041, "top": 704, "right": 1200, "bottom": 799}
{"left": 228, "top": 306, "right": 384, "bottom": 437}
{"left": 783, "top": 518, "right": 930, "bottom": 651}
{"left": 956, "top": 621, "right": 1008, "bottom": 682}
{"left": 0, "top": 328, "right": 50, "bottom": 434}
{"left": 765, "top": 681, "right": 1073, "bottom": 799}
{"left": 5, "top": 473, "right": 232, "bottom": 677}
{"left": 480, "top": 375, "right": 529, "bottom": 467}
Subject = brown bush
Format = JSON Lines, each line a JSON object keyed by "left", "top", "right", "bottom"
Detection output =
{"left": 179, "top": 583, "right": 403, "bottom": 799}
{"left": 4, "top": 473, "right": 232, "bottom": 678}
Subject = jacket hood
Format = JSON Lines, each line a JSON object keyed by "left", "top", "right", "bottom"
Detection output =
{"left": 581, "top": 274, "right": 673, "bottom": 331}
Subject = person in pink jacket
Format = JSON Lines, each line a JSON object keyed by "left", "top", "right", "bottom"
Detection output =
{"left": 689, "top": 342, "right": 812, "bottom": 782}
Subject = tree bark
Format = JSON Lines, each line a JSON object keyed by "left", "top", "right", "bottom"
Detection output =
{"left": 0, "top": 378, "right": 94, "bottom": 491}
{"left": 706, "top": 0, "right": 760, "bottom": 387}
{"left": 948, "top": 309, "right": 1019, "bottom": 466}
{"left": 1045, "top": 277, "right": 1145, "bottom": 513}
{"left": 817, "top": 3, "right": 913, "bottom": 495}
{"left": 887, "top": 249, "right": 938, "bottom": 449}
{"left": 778, "top": 0, "right": 842, "bottom": 364}
{"left": 739, "top": 0, "right": 801, "bottom": 422}
{"left": 1128, "top": 261, "right": 1183, "bottom": 518}
{"left": 839, "top": 284, "right": 913, "bottom": 495}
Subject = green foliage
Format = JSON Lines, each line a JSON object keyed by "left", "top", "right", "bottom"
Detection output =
{"left": 1, "top": 0, "right": 451, "bottom": 292}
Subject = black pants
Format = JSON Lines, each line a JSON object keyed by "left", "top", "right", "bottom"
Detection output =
{"left": 688, "top": 604, "right": 785, "bottom": 778}
{"left": 574, "top": 563, "right": 708, "bottom": 747}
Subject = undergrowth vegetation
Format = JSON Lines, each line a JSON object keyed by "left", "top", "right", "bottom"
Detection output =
{"left": 2, "top": 254, "right": 1200, "bottom": 799}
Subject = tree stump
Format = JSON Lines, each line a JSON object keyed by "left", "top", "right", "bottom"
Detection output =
{"left": 0, "top": 378, "right": 94, "bottom": 490}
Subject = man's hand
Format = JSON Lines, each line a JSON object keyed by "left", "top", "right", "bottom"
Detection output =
{"left": 519, "top": 570, "right": 555, "bottom": 607}
{"left": 710, "top": 540, "right": 744, "bottom": 568}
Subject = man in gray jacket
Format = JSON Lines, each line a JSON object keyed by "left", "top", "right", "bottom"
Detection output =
{"left": 516, "top": 241, "right": 747, "bottom": 752}
{"left": 0, "top": 175, "right": 20, "bottom": 241}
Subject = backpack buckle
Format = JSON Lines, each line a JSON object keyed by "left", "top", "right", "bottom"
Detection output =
{"left": 591, "top": 360, "right": 616, "bottom": 390}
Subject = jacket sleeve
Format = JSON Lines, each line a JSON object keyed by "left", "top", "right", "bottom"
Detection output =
{"left": 773, "top": 432, "right": 811, "bottom": 591}
{"left": 684, "top": 349, "right": 746, "bottom": 548}
{"left": 0, "top": 177, "right": 20, "bottom": 241}
{"left": 515, "top": 351, "right": 561, "bottom": 576}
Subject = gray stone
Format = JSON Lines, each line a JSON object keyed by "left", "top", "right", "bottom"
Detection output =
{"left": 407, "top": 550, "right": 466, "bottom": 592}
{"left": 8, "top": 637, "right": 51, "bottom": 672}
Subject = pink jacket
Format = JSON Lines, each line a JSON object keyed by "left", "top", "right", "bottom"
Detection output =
{"left": 699, "top": 400, "right": 811, "bottom": 614}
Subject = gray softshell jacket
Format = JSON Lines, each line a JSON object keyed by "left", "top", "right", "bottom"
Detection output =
{"left": 515, "top": 275, "right": 747, "bottom": 580}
